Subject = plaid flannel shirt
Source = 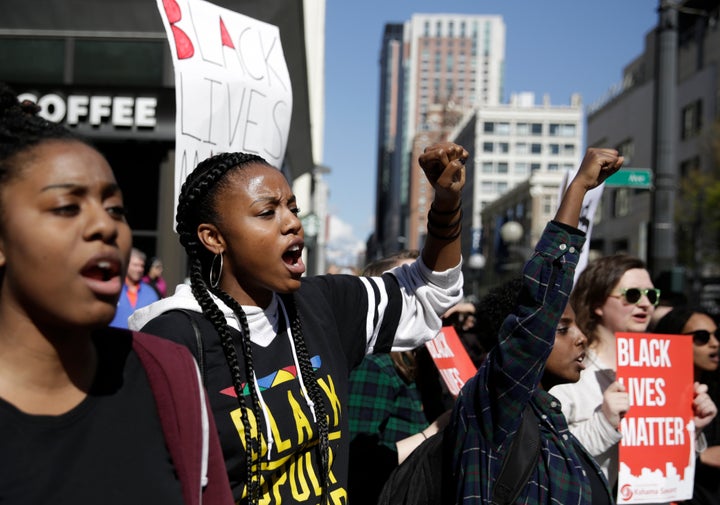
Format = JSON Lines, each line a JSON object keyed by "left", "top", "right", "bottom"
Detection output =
{"left": 449, "top": 221, "right": 613, "bottom": 505}
{"left": 348, "top": 353, "right": 428, "bottom": 450}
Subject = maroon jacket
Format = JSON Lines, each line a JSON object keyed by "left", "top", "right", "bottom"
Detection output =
{"left": 132, "top": 331, "right": 233, "bottom": 505}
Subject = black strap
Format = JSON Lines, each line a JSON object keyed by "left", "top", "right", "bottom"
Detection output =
{"left": 177, "top": 309, "right": 207, "bottom": 385}
{"left": 491, "top": 403, "right": 541, "bottom": 505}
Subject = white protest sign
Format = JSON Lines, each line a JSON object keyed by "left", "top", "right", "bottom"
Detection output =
{"left": 156, "top": 0, "right": 292, "bottom": 216}
{"left": 558, "top": 167, "right": 604, "bottom": 283}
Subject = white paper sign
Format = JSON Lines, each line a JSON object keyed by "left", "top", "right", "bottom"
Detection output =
{"left": 156, "top": 0, "right": 293, "bottom": 215}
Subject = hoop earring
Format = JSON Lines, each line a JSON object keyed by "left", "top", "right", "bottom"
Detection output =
{"left": 209, "top": 253, "right": 223, "bottom": 288}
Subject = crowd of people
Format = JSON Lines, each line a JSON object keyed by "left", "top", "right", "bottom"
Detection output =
{"left": 2, "top": 78, "right": 720, "bottom": 505}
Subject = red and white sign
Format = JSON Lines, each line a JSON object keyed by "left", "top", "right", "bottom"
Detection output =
{"left": 156, "top": 0, "right": 292, "bottom": 221}
{"left": 616, "top": 332, "right": 695, "bottom": 504}
{"left": 425, "top": 326, "right": 477, "bottom": 396}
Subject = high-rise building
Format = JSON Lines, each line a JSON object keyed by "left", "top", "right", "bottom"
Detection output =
{"left": 370, "top": 14, "right": 506, "bottom": 259}
{"left": 450, "top": 92, "right": 584, "bottom": 296}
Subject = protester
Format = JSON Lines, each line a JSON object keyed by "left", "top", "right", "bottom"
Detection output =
{"left": 110, "top": 247, "right": 159, "bottom": 328}
{"left": 0, "top": 83, "right": 232, "bottom": 505}
{"left": 550, "top": 255, "right": 717, "bottom": 491}
{"left": 128, "top": 142, "right": 467, "bottom": 504}
{"left": 654, "top": 307, "right": 720, "bottom": 505}
{"left": 143, "top": 256, "right": 168, "bottom": 298}
{"left": 347, "top": 250, "right": 451, "bottom": 504}
{"left": 448, "top": 147, "right": 623, "bottom": 504}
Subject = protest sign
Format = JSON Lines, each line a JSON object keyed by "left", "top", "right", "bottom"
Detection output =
{"left": 425, "top": 326, "right": 477, "bottom": 396}
{"left": 616, "top": 332, "right": 695, "bottom": 504}
{"left": 156, "top": 0, "right": 293, "bottom": 218}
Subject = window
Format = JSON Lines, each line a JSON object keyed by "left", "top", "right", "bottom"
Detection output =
{"left": 548, "top": 163, "right": 559, "bottom": 171}
{"left": 681, "top": 100, "right": 702, "bottom": 139}
{"left": 531, "top": 163, "right": 541, "bottom": 171}
{"left": 498, "top": 142, "right": 509, "bottom": 153}
{"left": 515, "top": 142, "right": 528, "bottom": 155}
{"left": 497, "top": 182, "right": 508, "bottom": 193}
{"left": 543, "top": 195, "right": 557, "bottom": 215}
{"left": 563, "top": 144, "right": 576, "bottom": 156}
{"left": 481, "top": 181, "right": 494, "bottom": 193}
{"left": 497, "top": 162, "right": 508, "bottom": 173}
{"left": 531, "top": 123, "right": 543, "bottom": 135}
{"left": 613, "top": 188, "right": 630, "bottom": 217}
{"left": 0, "top": 38, "right": 65, "bottom": 83}
{"left": 549, "top": 144, "right": 560, "bottom": 155}
{"left": 550, "top": 123, "right": 576, "bottom": 136}
{"left": 483, "top": 122, "right": 494, "bottom": 133}
{"left": 482, "top": 161, "right": 493, "bottom": 173}
{"left": 74, "top": 40, "right": 164, "bottom": 86}
{"left": 516, "top": 122, "right": 529, "bottom": 135}
{"left": 514, "top": 162, "right": 529, "bottom": 175}
{"left": 531, "top": 143, "right": 542, "bottom": 154}
{"left": 483, "top": 142, "right": 494, "bottom": 153}
{"left": 495, "top": 122, "right": 510, "bottom": 135}
{"left": 615, "top": 139, "right": 635, "bottom": 165}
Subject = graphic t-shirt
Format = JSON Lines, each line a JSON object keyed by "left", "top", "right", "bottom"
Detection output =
{"left": 140, "top": 273, "right": 419, "bottom": 505}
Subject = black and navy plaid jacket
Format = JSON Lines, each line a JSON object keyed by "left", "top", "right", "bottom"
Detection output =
{"left": 449, "top": 221, "right": 613, "bottom": 505}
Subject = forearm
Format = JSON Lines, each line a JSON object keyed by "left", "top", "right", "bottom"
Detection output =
{"left": 421, "top": 196, "right": 462, "bottom": 271}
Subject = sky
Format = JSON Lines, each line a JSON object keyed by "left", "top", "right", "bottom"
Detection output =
{"left": 320, "top": 0, "right": 659, "bottom": 266}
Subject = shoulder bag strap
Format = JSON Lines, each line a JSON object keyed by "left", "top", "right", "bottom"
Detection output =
{"left": 491, "top": 403, "right": 541, "bottom": 505}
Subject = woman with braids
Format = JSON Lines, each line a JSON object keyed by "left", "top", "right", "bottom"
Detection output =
{"left": 0, "top": 83, "right": 232, "bottom": 505}
{"left": 128, "top": 142, "right": 467, "bottom": 504}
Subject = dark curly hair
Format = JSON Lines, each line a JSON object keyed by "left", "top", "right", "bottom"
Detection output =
{"left": 175, "top": 152, "right": 331, "bottom": 504}
{"left": 0, "top": 82, "right": 81, "bottom": 186}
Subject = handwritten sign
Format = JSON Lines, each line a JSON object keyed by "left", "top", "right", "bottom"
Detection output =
{"left": 616, "top": 332, "right": 695, "bottom": 504}
{"left": 425, "top": 327, "right": 477, "bottom": 396}
{"left": 156, "top": 0, "right": 293, "bottom": 219}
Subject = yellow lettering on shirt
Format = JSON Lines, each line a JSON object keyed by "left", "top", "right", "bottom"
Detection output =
{"left": 265, "top": 406, "right": 292, "bottom": 453}
{"left": 287, "top": 390, "right": 314, "bottom": 444}
{"left": 318, "top": 375, "right": 342, "bottom": 428}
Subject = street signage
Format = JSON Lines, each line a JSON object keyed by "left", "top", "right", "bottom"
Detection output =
{"left": 605, "top": 168, "right": 653, "bottom": 189}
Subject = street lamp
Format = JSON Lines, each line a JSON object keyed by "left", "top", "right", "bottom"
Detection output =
{"left": 467, "top": 253, "right": 486, "bottom": 301}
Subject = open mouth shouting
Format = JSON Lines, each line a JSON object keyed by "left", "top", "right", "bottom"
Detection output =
{"left": 81, "top": 255, "right": 123, "bottom": 297}
{"left": 282, "top": 242, "right": 305, "bottom": 276}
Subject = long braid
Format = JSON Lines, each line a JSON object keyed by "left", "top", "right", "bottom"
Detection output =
{"left": 176, "top": 152, "right": 268, "bottom": 505}
{"left": 210, "top": 288, "right": 265, "bottom": 503}
{"left": 281, "top": 293, "right": 331, "bottom": 504}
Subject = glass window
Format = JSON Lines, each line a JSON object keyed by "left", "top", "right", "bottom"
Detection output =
{"left": 482, "top": 161, "right": 493, "bottom": 173}
{"left": 497, "top": 181, "right": 508, "bottom": 193}
{"left": 514, "top": 162, "right": 528, "bottom": 175}
{"left": 531, "top": 163, "right": 541, "bottom": 171}
{"left": 0, "top": 38, "right": 65, "bottom": 83}
{"left": 549, "top": 144, "right": 560, "bottom": 155}
{"left": 497, "top": 162, "right": 508, "bottom": 174}
{"left": 531, "top": 143, "right": 542, "bottom": 154}
{"left": 563, "top": 144, "right": 576, "bottom": 156}
{"left": 498, "top": 142, "right": 509, "bottom": 153}
{"left": 495, "top": 122, "right": 510, "bottom": 135}
{"left": 483, "top": 122, "right": 494, "bottom": 133}
{"left": 515, "top": 142, "right": 528, "bottom": 155}
{"left": 483, "top": 142, "right": 494, "bottom": 153}
{"left": 681, "top": 100, "right": 702, "bottom": 139}
{"left": 481, "top": 181, "right": 494, "bottom": 193}
{"left": 531, "top": 123, "right": 543, "bottom": 135}
{"left": 613, "top": 188, "right": 630, "bottom": 217}
{"left": 74, "top": 40, "right": 164, "bottom": 86}
{"left": 516, "top": 122, "right": 529, "bottom": 135}
{"left": 548, "top": 163, "right": 560, "bottom": 171}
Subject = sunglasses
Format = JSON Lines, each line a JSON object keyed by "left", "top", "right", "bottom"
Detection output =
{"left": 612, "top": 287, "right": 661, "bottom": 306}
{"left": 685, "top": 329, "right": 720, "bottom": 345}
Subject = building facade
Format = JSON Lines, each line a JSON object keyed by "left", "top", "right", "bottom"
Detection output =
{"left": 370, "top": 14, "right": 506, "bottom": 259}
{"left": 587, "top": 0, "right": 719, "bottom": 307}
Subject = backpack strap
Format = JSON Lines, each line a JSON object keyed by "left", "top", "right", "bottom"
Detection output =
{"left": 491, "top": 402, "right": 541, "bottom": 505}
{"left": 174, "top": 309, "right": 207, "bottom": 386}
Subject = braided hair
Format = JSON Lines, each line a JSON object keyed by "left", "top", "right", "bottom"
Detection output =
{"left": 175, "top": 152, "right": 331, "bottom": 504}
{"left": 0, "top": 82, "right": 78, "bottom": 185}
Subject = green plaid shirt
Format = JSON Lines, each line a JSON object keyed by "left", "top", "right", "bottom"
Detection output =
{"left": 348, "top": 353, "right": 428, "bottom": 450}
{"left": 449, "top": 221, "right": 613, "bottom": 505}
